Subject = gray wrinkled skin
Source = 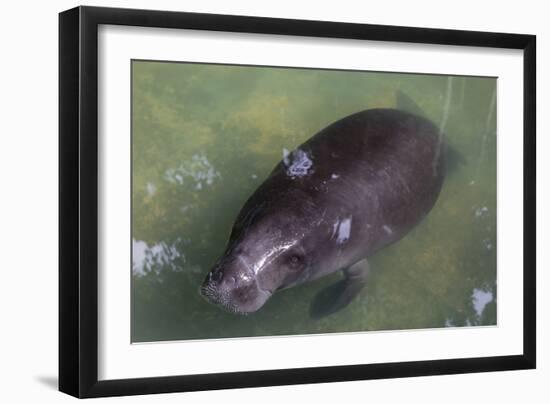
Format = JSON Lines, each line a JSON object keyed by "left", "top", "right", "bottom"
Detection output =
{"left": 201, "top": 108, "right": 446, "bottom": 315}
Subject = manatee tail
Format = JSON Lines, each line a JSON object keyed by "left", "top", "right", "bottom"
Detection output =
{"left": 396, "top": 90, "right": 427, "bottom": 118}
{"left": 445, "top": 144, "right": 467, "bottom": 172}
{"left": 396, "top": 90, "right": 466, "bottom": 174}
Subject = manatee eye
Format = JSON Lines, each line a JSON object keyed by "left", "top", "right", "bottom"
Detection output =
{"left": 288, "top": 254, "right": 303, "bottom": 268}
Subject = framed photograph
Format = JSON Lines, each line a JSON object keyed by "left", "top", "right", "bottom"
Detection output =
{"left": 59, "top": 6, "right": 536, "bottom": 398}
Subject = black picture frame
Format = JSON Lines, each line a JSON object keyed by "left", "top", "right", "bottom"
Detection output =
{"left": 59, "top": 5, "right": 536, "bottom": 398}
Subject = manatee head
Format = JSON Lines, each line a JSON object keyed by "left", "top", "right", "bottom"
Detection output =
{"left": 200, "top": 200, "right": 321, "bottom": 315}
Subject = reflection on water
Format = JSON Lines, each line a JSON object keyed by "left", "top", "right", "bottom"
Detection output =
{"left": 131, "top": 61, "right": 497, "bottom": 342}
{"left": 472, "top": 288, "right": 493, "bottom": 317}
{"left": 132, "top": 238, "right": 184, "bottom": 277}
{"left": 164, "top": 153, "right": 220, "bottom": 190}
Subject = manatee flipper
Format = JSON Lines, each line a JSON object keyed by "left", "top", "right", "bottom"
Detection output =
{"left": 310, "top": 259, "right": 370, "bottom": 319}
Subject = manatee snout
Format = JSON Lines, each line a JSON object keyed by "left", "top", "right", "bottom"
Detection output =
{"left": 200, "top": 254, "right": 271, "bottom": 314}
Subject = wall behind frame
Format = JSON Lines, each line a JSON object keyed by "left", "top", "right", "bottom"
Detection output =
{"left": 0, "top": 0, "right": 545, "bottom": 403}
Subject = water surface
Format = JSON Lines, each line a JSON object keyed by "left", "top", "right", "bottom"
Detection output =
{"left": 131, "top": 60, "right": 497, "bottom": 342}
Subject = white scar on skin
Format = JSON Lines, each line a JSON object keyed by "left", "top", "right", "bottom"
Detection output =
{"left": 333, "top": 216, "right": 352, "bottom": 244}
{"left": 284, "top": 148, "right": 314, "bottom": 177}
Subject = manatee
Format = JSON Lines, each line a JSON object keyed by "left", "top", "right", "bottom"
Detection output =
{"left": 200, "top": 107, "right": 446, "bottom": 318}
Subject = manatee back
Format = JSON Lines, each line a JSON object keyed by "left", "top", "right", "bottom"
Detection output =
{"left": 274, "top": 109, "right": 446, "bottom": 254}
{"left": 232, "top": 109, "right": 446, "bottom": 260}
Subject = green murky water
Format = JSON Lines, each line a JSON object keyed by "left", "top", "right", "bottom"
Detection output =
{"left": 131, "top": 60, "right": 497, "bottom": 342}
